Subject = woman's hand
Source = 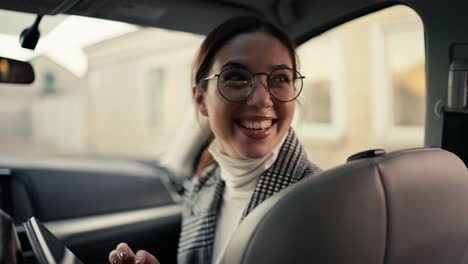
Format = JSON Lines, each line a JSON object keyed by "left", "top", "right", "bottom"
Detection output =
{"left": 108, "top": 243, "right": 160, "bottom": 264}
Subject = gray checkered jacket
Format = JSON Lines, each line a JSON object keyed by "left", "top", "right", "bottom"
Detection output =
{"left": 177, "top": 129, "right": 321, "bottom": 264}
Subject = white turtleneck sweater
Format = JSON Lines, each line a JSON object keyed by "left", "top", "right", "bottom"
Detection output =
{"left": 209, "top": 135, "right": 287, "bottom": 264}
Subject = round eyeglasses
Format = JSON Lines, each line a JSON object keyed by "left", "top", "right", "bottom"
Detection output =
{"left": 202, "top": 67, "right": 305, "bottom": 102}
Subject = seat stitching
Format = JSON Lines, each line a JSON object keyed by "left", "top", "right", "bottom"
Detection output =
{"left": 376, "top": 162, "right": 389, "bottom": 264}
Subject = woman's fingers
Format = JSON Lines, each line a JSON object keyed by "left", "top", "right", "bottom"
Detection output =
{"left": 109, "top": 249, "right": 119, "bottom": 264}
{"left": 109, "top": 242, "right": 136, "bottom": 264}
{"left": 108, "top": 243, "right": 160, "bottom": 264}
{"left": 135, "top": 250, "right": 160, "bottom": 264}
{"left": 116, "top": 242, "right": 136, "bottom": 264}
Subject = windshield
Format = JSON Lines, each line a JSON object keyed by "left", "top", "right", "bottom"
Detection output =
{"left": 0, "top": 11, "right": 204, "bottom": 161}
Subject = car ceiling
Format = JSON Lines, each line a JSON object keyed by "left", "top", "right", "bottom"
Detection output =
{"left": 0, "top": 0, "right": 465, "bottom": 41}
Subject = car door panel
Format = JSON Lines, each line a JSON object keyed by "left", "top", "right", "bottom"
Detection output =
{"left": 0, "top": 159, "right": 183, "bottom": 263}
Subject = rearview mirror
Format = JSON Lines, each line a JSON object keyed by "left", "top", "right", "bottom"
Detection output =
{"left": 0, "top": 57, "right": 35, "bottom": 84}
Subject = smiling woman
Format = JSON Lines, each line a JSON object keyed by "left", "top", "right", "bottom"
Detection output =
{"left": 195, "top": 32, "right": 297, "bottom": 159}
{"left": 107, "top": 16, "right": 321, "bottom": 264}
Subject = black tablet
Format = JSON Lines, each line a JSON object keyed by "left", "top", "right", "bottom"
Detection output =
{"left": 23, "top": 217, "right": 84, "bottom": 264}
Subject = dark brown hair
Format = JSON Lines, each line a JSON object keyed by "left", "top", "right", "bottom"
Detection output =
{"left": 192, "top": 16, "right": 297, "bottom": 89}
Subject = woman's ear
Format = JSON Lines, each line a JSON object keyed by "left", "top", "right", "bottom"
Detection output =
{"left": 193, "top": 85, "right": 208, "bottom": 116}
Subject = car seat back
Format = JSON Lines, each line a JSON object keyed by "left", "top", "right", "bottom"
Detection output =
{"left": 223, "top": 148, "right": 468, "bottom": 264}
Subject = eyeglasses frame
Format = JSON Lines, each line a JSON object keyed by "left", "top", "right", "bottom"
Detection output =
{"left": 202, "top": 67, "right": 305, "bottom": 102}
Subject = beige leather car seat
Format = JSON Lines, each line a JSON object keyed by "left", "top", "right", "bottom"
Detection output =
{"left": 223, "top": 148, "right": 468, "bottom": 264}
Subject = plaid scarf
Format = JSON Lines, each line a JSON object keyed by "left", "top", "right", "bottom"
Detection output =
{"left": 177, "top": 129, "right": 321, "bottom": 264}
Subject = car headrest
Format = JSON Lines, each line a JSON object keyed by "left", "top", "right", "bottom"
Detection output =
{"left": 223, "top": 148, "right": 468, "bottom": 264}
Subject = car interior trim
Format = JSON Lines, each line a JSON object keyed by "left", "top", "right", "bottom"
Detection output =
{"left": 16, "top": 204, "right": 182, "bottom": 239}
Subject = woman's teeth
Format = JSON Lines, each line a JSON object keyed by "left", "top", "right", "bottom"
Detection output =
{"left": 240, "top": 120, "right": 273, "bottom": 130}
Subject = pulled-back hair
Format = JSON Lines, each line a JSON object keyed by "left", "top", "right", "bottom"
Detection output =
{"left": 192, "top": 16, "right": 297, "bottom": 89}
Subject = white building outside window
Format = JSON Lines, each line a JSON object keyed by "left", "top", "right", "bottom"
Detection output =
{"left": 371, "top": 14, "right": 425, "bottom": 145}
{"left": 146, "top": 68, "right": 165, "bottom": 128}
{"left": 294, "top": 33, "right": 346, "bottom": 141}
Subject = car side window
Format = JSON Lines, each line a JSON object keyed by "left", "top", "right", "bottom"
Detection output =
{"left": 294, "top": 5, "right": 426, "bottom": 169}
